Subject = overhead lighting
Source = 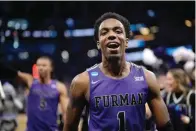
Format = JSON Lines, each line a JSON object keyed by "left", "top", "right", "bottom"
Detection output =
{"left": 139, "top": 27, "right": 150, "bottom": 35}
{"left": 21, "top": 23, "right": 28, "bottom": 30}
{"left": 87, "top": 49, "right": 98, "bottom": 58}
{"left": 18, "top": 52, "right": 29, "bottom": 60}
{"left": 61, "top": 50, "right": 69, "bottom": 59}
{"left": 22, "top": 31, "right": 31, "bottom": 37}
{"left": 7, "top": 21, "right": 14, "bottom": 28}
{"left": 33, "top": 31, "right": 42, "bottom": 38}
{"left": 61, "top": 50, "right": 69, "bottom": 63}
{"left": 150, "top": 26, "right": 159, "bottom": 33}
{"left": 5, "top": 30, "right": 11, "bottom": 37}
{"left": 134, "top": 34, "right": 155, "bottom": 41}
{"left": 66, "top": 18, "right": 74, "bottom": 28}
{"left": 13, "top": 41, "right": 19, "bottom": 49}
{"left": 185, "top": 20, "right": 192, "bottom": 27}
{"left": 127, "top": 39, "right": 145, "bottom": 49}
{"left": 147, "top": 10, "right": 155, "bottom": 17}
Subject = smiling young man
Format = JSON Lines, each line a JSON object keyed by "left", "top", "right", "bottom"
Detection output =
{"left": 64, "top": 12, "right": 174, "bottom": 131}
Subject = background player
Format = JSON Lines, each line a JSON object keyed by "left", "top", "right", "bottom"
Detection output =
{"left": 64, "top": 12, "right": 174, "bottom": 131}
{"left": 0, "top": 56, "right": 69, "bottom": 131}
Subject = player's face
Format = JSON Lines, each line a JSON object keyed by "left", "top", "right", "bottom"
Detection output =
{"left": 166, "top": 72, "right": 178, "bottom": 92}
{"left": 36, "top": 58, "right": 52, "bottom": 77}
{"left": 98, "top": 18, "right": 128, "bottom": 60}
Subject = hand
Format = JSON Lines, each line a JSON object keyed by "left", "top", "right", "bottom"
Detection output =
{"left": 181, "top": 115, "right": 190, "bottom": 124}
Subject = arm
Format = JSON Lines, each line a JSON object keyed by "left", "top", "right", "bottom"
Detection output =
{"left": 57, "top": 82, "right": 69, "bottom": 122}
{"left": 0, "top": 62, "right": 33, "bottom": 87}
{"left": 63, "top": 72, "right": 88, "bottom": 131}
{"left": 144, "top": 69, "right": 174, "bottom": 131}
{"left": 17, "top": 71, "right": 33, "bottom": 88}
{"left": 145, "top": 103, "right": 152, "bottom": 119}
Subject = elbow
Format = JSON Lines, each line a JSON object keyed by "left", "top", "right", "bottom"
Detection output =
{"left": 157, "top": 120, "right": 175, "bottom": 131}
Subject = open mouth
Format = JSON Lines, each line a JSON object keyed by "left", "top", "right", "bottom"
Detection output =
{"left": 106, "top": 42, "right": 120, "bottom": 49}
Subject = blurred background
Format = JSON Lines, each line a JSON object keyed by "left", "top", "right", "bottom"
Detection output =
{"left": 0, "top": 1, "right": 195, "bottom": 131}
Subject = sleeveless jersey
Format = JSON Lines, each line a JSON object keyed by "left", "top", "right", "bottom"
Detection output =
{"left": 87, "top": 63, "right": 149, "bottom": 131}
{"left": 26, "top": 79, "right": 60, "bottom": 131}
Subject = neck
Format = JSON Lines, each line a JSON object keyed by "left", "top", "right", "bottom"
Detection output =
{"left": 39, "top": 75, "right": 51, "bottom": 84}
{"left": 102, "top": 55, "right": 126, "bottom": 76}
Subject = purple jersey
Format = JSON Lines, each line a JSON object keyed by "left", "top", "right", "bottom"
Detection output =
{"left": 87, "top": 63, "right": 149, "bottom": 131}
{"left": 26, "top": 79, "right": 59, "bottom": 131}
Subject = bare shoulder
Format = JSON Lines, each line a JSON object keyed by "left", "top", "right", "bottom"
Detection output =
{"left": 70, "top": 71, "right": 89, "bottom": 96}
{"left": 56, "top": 81, "right": 68, "bottom": 95}
{"left": 143, "top": 68, "right": 157, "bottom": 84}
{"left": 143, "top": 68, "right": 160, "bottom": 97}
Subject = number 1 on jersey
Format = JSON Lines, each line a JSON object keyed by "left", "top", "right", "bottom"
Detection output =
{"left": 117, "top": 111, "right": 126, "bottom": 131}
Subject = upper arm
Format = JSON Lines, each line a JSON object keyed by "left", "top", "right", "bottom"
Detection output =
{"left": 57, "top": 82, "right": 69, "bottom": 121}
{"left": 144, "top": 69, "right": 170, "bottom": 127}
{"left": 17, "top": 71, "right": 33, "bottom": 87}
{"left": 64, "top": 72, "right": 88, "bottom": 131}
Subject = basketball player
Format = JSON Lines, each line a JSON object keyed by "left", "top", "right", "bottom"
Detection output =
{"left": 0, "top": 56, "right": 69, "bottom": 131}
{"left": 64, "top": 12, "right": 174, "bottom": 131}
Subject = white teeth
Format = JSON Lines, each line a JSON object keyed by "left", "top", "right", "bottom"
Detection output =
{"left": 107, "top": 42, "right": 119, "bottom": 48}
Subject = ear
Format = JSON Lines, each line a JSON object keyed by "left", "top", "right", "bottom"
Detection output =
{"left": 125, "top": 38, "right": 129, "bottom": 48}
{"left": 97, "top": 41, "right": 100, "bottom": 49}
{"left": 129, "top": 31, "right": 133, "bottom": 38}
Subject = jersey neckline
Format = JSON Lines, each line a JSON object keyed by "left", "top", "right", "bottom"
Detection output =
{"left": 97, "top": 62, "right": 133, "bottom": 81}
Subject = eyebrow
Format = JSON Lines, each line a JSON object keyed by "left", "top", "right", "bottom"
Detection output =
{"left": 100, "top": 26, "right": 123, "bottom": 32}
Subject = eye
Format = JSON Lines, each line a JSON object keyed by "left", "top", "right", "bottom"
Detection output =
{"left": 116, "top": 29, "right": 122, "bottom": 34}
{"left": 100, "top": 31, "right": 107, "bottom": 36}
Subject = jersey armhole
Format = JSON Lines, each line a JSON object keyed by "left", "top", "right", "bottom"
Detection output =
{"left": 86, "top": 71, "right": 92, "bottom": 104}
{"left": 140, "top": 67, "right": 150, "bottom": 100}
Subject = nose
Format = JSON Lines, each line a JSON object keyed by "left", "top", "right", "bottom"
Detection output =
{"left": 38, "top": 67, "right": 43, "bottom": 72}
{"left": 108, "top": 35, "right": 116, "bottom": 40}
{"left": 107, "top": 31, "right": 116, "bottom": 40}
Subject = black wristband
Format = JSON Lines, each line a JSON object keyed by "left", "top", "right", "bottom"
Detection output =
{"left": 157, "top": 120, "right": 175, "bottom": 131}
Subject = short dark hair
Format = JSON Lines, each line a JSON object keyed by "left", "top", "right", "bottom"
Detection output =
{"left": 37, "top": 56, "right": 56, "bottom": 78}
{"left": 37, "top": 56, "right": 54, "bottom": 69}
{"left": 94, "top": 12, "right": 131, "bottom": 42}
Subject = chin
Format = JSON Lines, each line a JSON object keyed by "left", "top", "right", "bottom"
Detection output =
{"left": 107, "top": 54, "right": 121, "bottom": 62}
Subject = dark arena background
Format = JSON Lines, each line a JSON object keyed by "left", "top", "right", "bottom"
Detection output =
{"left": 0, "top": 1, "right": 195, "bottom": 131}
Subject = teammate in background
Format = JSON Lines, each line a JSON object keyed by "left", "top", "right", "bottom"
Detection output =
{"left": 64, "top": 12, "right": 174, "bottom": 131}
{"left": 0, "top": 56, "right": 69, "bottom": 131}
